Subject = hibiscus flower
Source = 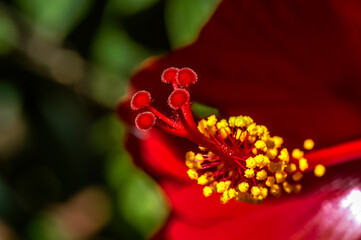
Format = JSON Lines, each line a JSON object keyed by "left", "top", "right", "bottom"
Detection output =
{"left": 117, "top": 0, "right": 361, "bottom": 239}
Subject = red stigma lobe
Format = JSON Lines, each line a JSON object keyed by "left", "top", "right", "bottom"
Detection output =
{"left": 176, "top": 68, "right": 198, "bottom": 87}
{"left": 135, "top": 112, "right": 156, "bottom": 130}
{"left": 168, "top": 89, "right": 190, "bottom": 109}
{"left": 161, "top": 67, "right": 179, "bottom": 84}
{"left": 131, "top": 90, "right": 151, "bottom": 110}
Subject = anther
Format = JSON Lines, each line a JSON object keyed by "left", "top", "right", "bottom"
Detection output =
{"left": 161, "top": 67, "right": 179, "bottom": 84}
{"left": 135, "top": 112, "right": 156, "bottom": 130}
{"left": 168, "top": 89, "right": 190, "bottom": 109}
{"left": 176, "top": 68, "right": 197, "bottom": 87}
{"left": 131, "top": 90, "right": 151, "bottom": 110}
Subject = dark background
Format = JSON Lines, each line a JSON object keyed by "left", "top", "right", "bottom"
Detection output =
{"left": 0, "top": 0, "right": 220, "bottom": 239}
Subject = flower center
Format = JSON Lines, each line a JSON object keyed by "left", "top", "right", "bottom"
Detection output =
{"left": 130, "top": 67, "right": 325, "bottom": 204}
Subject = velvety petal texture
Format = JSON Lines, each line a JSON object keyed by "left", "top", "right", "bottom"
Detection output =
{"left": 118, "top": 0, "right": 361, "bottom": 239}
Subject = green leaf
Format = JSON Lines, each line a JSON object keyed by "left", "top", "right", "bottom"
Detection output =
{"left": 0, "top": 10, "right": 17, "bottom": 55}
{"left": 15, "top": 0, "right": 92, "bottom": 38}
{"left": 92, "top": 25, "right": 152, "bottom": 75}
{"left": 106, "top": 0, "right": 160, "bottom": 16}
{"left": 90, "top": 25, "right": 156, "bottom": 107}
{"left": 165, "top": 0, "right": 220, "bottom": 48}
{"left": 191, "top": 102, "right": 219, "bottom": 118}
{"left": 117, "top": 171, "right": 169, "bottom": 238}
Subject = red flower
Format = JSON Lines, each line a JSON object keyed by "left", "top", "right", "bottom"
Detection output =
{"left": 117, "top": 0, "right": 361, "bottom": 239}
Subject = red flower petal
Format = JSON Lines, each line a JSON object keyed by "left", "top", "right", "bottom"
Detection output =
{"left": 126, "top": 0, "right": 361, "bottom": 150}
{"left": 118, "top": 0, "right": 361, "bottom": 238}
{"left": 125, "top": 129, "right": 191, "bottom": 181}
{"left": 153, "top": 159, "right": 361, "bottom": 239}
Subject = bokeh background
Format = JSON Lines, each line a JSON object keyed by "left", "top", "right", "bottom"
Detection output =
{"left": 0, "top": 0, "right": 220, "bottom": 239}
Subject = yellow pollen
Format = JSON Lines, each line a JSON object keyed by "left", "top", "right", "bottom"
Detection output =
{"left": 185, "top": 151, "right": 195, "bottom": 161}
{"left": 248, "top": 135, "right": 256, "bottom": 144}
{"left": 299, "top": 158, "right": 309, "bottom": 171}
{"left": 197, "top": 119, "right": 208, "bottom": 135}
{"left": 260, "top": 187, "right": 268, "bottom": 199}
{"left": 244, "top": 168, "right": 255, "bottom": 178}
{"left": 186, "top": 159, "right": 202, "bottom": 169}
{"left": 270, "top": 184, "right": 281, "bottom": 197}
{"left": 216, "top": 119, "right": 230, "bottom": 139}
{"left": 238, "top": 182, "right": 249, "bottom": 192}
{"left": 275, "top": 171, "right": 287, "bottom": 183}
{"left": 246, "top": 157, "right": 256, "bottom": 168}
{"left": 185, "top": 151, "right": 203, "bottom": 169}
{"left": 220, "top": 191, "right": 230, "bottom": 204}
{"left": 235, "top": 117, "right": 245, "bottom": 128}
{"left": 292, "top": 148, "right": 304, "bottom": 159}
{"left": 286, "top": 163, "right": 297, "bottom": 173}
{"left": 278, "top": 148, "right": 289, "bottom": 163}
{"left": 210, "top": 181, "right": 218, "bottom": 191}
{"left": 194, "top": 154, "right": 203, "bottom": 161}
{"left": 228, "top": 116, "right": 236, "bottom": 127}
{"left": 228, "top": 188, "right": 237, "bottom": 199}
{"left": 207, "top": 115, "right": 217, "bottom": 126}
{"left": 266, "top": 148, "right": 278, "bottom": 160}
{"left": 216, "top": 119, "right": 228, "bottom": 129}
{"left": 293, "top": 184, "right": 302, "bottom": 193}
{"left": 184, "top": 114, "right": 325, "bottom": 204}
{"left": 265, "top": 176, "right": 275, "bottom": 187}
{"left": 273, "top": 136, "right": 283, "bottom": 148}
{"left": 235, "top": 192, "right": 247, "bottom": 202}
{"left": 255, "top": 140, "right": 267, "bottom": 151}
{"left": 187, "top": 169, "right": 198, "bottom": 180}
{"left": 216, "top": 181, "right": 231, "bottom": 193}
{"left": 243, "top": 116, "right": 254, "bottom": 126}
{"left": 256, "top": 170, "right": 268, "bottom": 181}
{"left": 220, "top": 128, "right": 229, "bottom": 139}
{"left": 235, "top": 128, "right": 242, "bottom": 140}
{"left": 254, "top": 154, "right": 269, "bottom": 168}
{"left": 303, "top": 139, "right": 315, "bottom": 150}
{"left": 251, "top": 186, "right": 261, "bottom": 197}
{"left": 234, "top": 116, "right": 253, "bottom": 128}
{"left": 292, "top": 172, "right": 303, "bottom": 181}
{"left": 283, "top": 182, "right": 292, "bottom": 193}
{"left": 203, "top": 186, "right": 212, "bottom": 197}
{"left": 314, "top": 164, "right": 326, "bottom": 177}
{"left": 258, "top": 125, "right": 269, "bottom": 137}
{"left": 269, "top": 162, "right": 284, "bottom": 173}
{"left": 265, "top": 139, "right": 275, "bottom": 149}
{"left": 197, "top": 173, "right": 211, "bottom": 185}
{"left": 247, "top": 123, "right": 258, "bottom": 136}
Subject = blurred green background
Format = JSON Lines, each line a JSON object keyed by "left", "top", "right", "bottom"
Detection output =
{"left": 0, "top": 0, "right": 220, "bottom": 239}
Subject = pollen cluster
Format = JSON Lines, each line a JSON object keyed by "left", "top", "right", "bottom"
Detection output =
{"left": 186, "top": 115, "right": 324, "bottom": 204}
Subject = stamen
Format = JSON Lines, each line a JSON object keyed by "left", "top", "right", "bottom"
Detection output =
{"left": 129, "top": 67, "right": 326, "bottom": 204}
{"left": 314, "top": 164, "right": 326, "bottom": 177}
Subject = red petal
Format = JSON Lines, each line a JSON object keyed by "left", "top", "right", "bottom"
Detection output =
{"left": 307, "top": 138, "right": 361, "bottom": 167}
{"left": 154, "top": 159, "right": 361, "bottom": 239}
{"left": 125, "top": 129, "right": 192, "bottom": 181}
{"left": 118, "top": 0, "right": 361, "bottom": 238}
{"left": 126, "top": 0, "right": 361, "bottom": 150}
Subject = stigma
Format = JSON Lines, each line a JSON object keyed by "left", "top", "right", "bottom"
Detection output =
{"left": 130, "top": 67, "right": 325, "bottom": 204}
